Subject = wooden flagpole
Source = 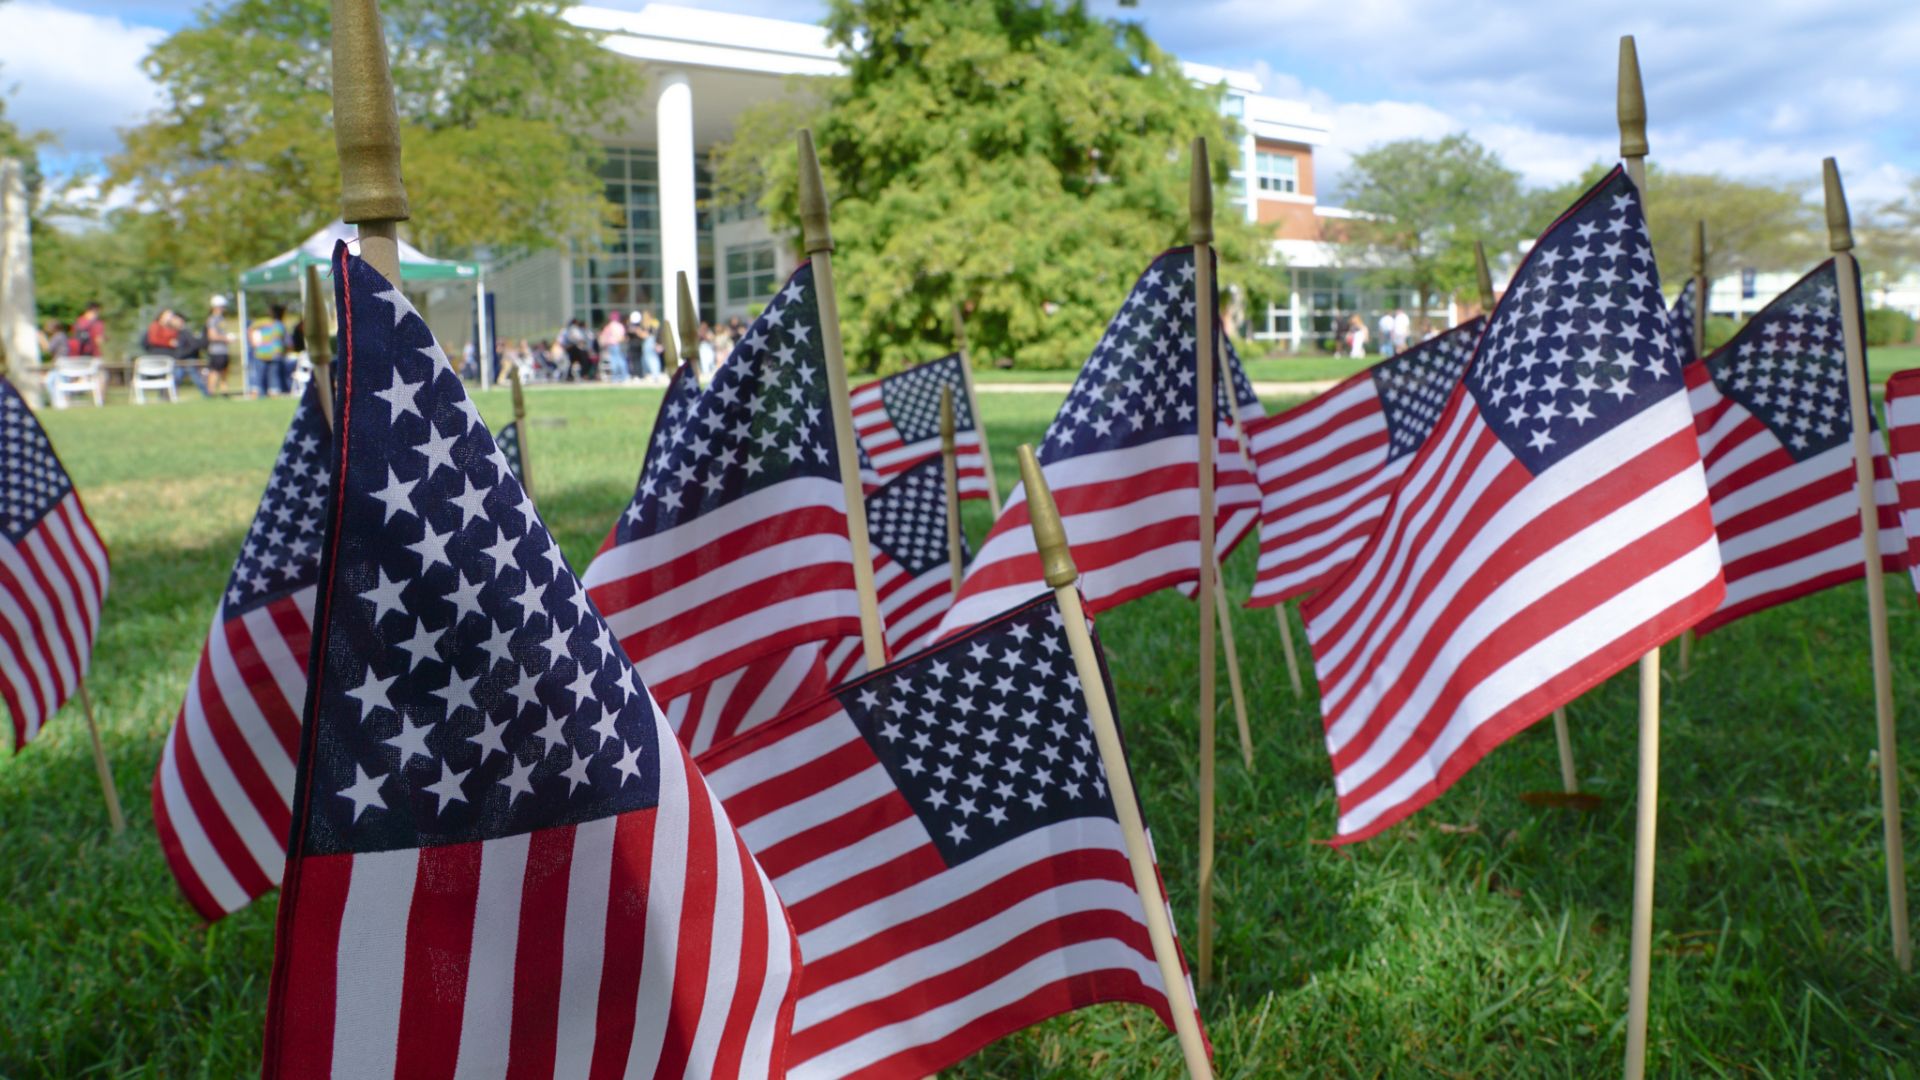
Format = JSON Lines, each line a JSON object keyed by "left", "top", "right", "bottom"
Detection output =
{"left": 941, "top": 386, "right": 964, "bottom": 595}
{"left": 332, "top": 0, "right": 408, "bottom": 288}
{"left": 953, "top": 302, "right": 1002, "bottom": 516}
{"left": 1190, "top": 136, "right": 1220, "bottom": 989}
{"left": 1618, "top": 34, "right": 1664, "bottom": 1080}
{"left": 509, "top": 361, "right": 534, "bottom": 502}
{"left": 1215, "top": 571, "right": 1253, "bottom": 770}
{"left": 1677, "top": 222, "right": 1707, "bottom": 678}
{"left": 1826, "top": 157, "right": 1912, "bottom": 974}
{"left": 677, "top": 270, "right": 699, "bottom": 381}
{"left": 1273, "top": 604, "right": 1304, "bottom": 698}
{"left": 798, "top": 130, "right": 888, "bottom": 671}
{"left": 77, "top": 681, "right": 124, "bottom": 834}
{"left": 1017, "top": 444, "right": 1213, "bottom": 1080}
{"left": 1481, "top": 239, "right": 1581, "bottom": 795}
{"left": 303, "top": 264, "right": 335, "bottom": 429}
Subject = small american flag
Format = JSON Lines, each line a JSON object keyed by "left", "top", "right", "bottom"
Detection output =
{"left": 1669, "top": 278, "right": 1698, "bottom": 364}
{"left": 936, "top": 248, "right": 1254, "bottom": 636}
{"left": 869, "top": 454, "right": 968, "bottom": 656}
{"left": 851, "top": 353, "right": 991, "bottom": 500}
{"left": 1886, "top": 368, "right": 1920, "bottom": 602}
{"left": 583, "top": 266, "right": 862, "bottom": 703}
{"left": 697, "top": 592, "right": 1202, "bottom": 1079}
{"left": 663, "top": 640, "right": 833, "bottom": 757}
{"left": 1242, "top": 318, "right": 1482, "bottom": 606}
{"left": 262, "top": 245, "right": 801, "bottom": 1078}
{"left": 495, "top": 419, "right": 524, "bottom": 485}
{"left": 1685, "top": 260, "right": 1903, "bottom": 633}
{"left": 0, "top": 378, "right": 110, "bottom": 751}
{"left": 1302, "top": 168, "right": 1725, "bottom": 843}
{"left": 153, "top": 387, "right": 329, "bottom": 919}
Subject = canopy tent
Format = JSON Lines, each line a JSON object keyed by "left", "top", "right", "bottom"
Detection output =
{"left": 236, "top": 221, "right": 493, "bottom": 385}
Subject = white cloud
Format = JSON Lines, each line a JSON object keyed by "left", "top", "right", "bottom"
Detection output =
{"left": 0, "top": 1, "right": 165, "bottom": 160}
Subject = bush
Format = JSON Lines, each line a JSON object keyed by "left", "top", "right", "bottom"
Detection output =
{"left": 1703, "top": 315, "right": 1741, "bottom": 352}
{"left": 1865, "top": 308, "right": 1916, "bottom": 348}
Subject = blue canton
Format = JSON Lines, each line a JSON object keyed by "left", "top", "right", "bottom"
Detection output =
{"left": 1669, "top": 278, "right": 1698, "bottom": 364}
{"left": 224, "top": 386, "right": 331, "bottom": 616}
{"left": 303, "top": 246, "right": 661, "bottom": 857}
{"left": 614, "top": 266, "right": 837, "bottom": 541}
{"left": 839, "top": 595, "right": 1110, "bottom": 865}
{"left": 1466, "top": 168, "right": 1684, "bottom": 475}
{"left": 1705, "top": 260, "right": 1855, "bottom": 462}
{"left": 1370, "top": 318, "right": 1482, "bottom": 462}
{"left": 878, "top": 353, "right": 975, "bottom": 444}
{"left": 0, "top": 379, "right": 75, "bottom": 542}
{"left": 1223, "top": 336, "right": 1263, "bottom": 417}
{"left": 495, "top": 421, "right": 523, "bottom": 484}
{"left": 866, "top": 455, "right": 969, "bottom": 578}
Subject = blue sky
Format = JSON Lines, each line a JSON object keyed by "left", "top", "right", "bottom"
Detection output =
{"left": 6, "top": 0, "right": 1917, "bottom": 205}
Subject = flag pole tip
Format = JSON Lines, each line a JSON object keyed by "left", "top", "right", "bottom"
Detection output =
{"left": 331, "top": 0, "right": 410, "bottom": 224}
{"left": 797, "top": 129, "right": 833, "bottom": 255}
{"left": 676, "top": 271, "right": 699, "bottom": 358}
{"left": 661, "top": 319, "right": 680, "bottom": 372}
{"left": 1016, "top": 444, "right": 1078, "bottom": 589}
{"left": 1823, "top": 158, "right": 1853, "bottom": 253}
{"left": 1617, "top": 35, "right": 1648, "bottom": 160}
{"left": 1189, "top": 136, "right": 1213, "bottom": 245}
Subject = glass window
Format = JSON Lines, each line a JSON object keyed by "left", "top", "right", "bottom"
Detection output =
{"left": 726, "top": 241, "right": 781, "bottom": 308}
{"left": 1256, "top": 150, "right": 1298, "bottom": 194}
{"left": 570, "top": 145, "right": 719, "bottom": 326}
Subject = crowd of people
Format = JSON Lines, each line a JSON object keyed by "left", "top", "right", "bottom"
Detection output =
{"left": 37, "top": 295, "right": 315, "bottom": 399}
{"left": 1341, "top": 308, "right": 1415, "bottom": 358}
{"left": 496, "top": 309, "right": 750, "bottom": 388}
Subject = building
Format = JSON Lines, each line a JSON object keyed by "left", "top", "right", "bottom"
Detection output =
{"left": 486, "top": 3, "right": 1435, "bottom": 354}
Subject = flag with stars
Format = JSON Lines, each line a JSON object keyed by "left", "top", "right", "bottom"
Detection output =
{"left": 495, "top": 420, "right": 524, "bottom": 486}
{"left": 1884, "top": 368, "right": 1920, "bottom": 603}
{"left": 583, "top": 267, "right": 862, "bottom": 705}
{"left": 1301, "top": 168, "right": 1725, "bottom": 843}
{"left": 869, "top": 454, "right": 970, "bottom": 656}
{"left": 0, "top": 377, "right": 109, "bottom": 751}
{"left": 1684, "top": 260, "right": 1903, "bottom": 634}
{"left": 1242, "top": 317, "right": 1484, "bottom": 606}
{"left": 1669, "top": 278, "right": 1699, "bottom": 363}
{"left": 262, "top": 245, "right": 800, "bottom": 1079}
{"left": 697, "top": 592, "right": 1203, "bottom": 1079}
{"left": 935, "top": 247, "right": 1257, "bottom": 636}
{"left": 152, "top": 387, "right": 329, "bottom": 919}
{"left": 851, "top": 353, "right": 992, "bottom": 500}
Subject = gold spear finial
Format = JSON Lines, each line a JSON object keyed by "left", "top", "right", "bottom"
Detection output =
{"left": 798, "top": 129, "right": 833, "bottom": 255}
{"left": 1824, "top": 158, "right": 1854, "bottom": 253}
{"left": 1189, "top": 136, "right": 1213, "bottom": 246}
{"left": 676, "top": 271, "right": 698, "bottom": 362}
{"left": 661, "top": 318, "right": 680, "bottom": 373}
{"left": 1474, "top": 240, "right": 1495, "bottom": 313}
{"left": 940, "top": 385, "right": 956, "bottom": 453}
{"left": 331, "top": 0, "right": 409, "bottom": 226}
{"left": 1617, "top": 35, "right": 1649, "bottom": 161}
{"left": 1017, "top": 444, "right": 1077, "bottom": 589}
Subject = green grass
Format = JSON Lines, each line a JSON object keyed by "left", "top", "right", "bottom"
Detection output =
{"left": 5, "top": 387, "right": 1920, "bottom": 1077}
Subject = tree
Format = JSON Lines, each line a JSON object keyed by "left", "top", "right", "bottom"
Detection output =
{"left": 108, "top": 0, "right": 641, "bottom": 301}
{"left": 710, "top": 0, "right": 1281, "bottom": 373}
{"left": 1333, "top": 135, "right": 1529, "bottom": 322}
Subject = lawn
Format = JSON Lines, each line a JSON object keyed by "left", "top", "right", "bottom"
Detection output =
{"left": 3, "top": 386, "right": 1919, "bottom": 1077}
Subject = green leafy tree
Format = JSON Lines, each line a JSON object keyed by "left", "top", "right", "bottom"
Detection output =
{"left": 108, "top": 0, "right": 641, "bottom": 300}
{"left": 711, "top": 0, "right": 1281, "bottom": 373}
{"left": 1333, "top": 134, "right": 1529, "bottom": 322}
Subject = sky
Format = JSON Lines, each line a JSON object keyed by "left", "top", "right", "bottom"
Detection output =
{"left": 4, "top": 0, "right": 1917, "bottom": 207}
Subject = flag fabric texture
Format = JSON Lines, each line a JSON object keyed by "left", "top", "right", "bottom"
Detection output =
{"left": 1684, "top": 260, "right": 1903, "bottom": 634}
{"left": 935, "top": 247, "right": 1253, "bottom": 636}
{"left": 262, "top": 245, "right": 800, "bottom": 1079}
{"left": 1886, "top": 368, "right": 1920, "bottom": 601}
{"left": 868, "top": 454, "right": 969, "bottom": 657}
{"left": 851, "top": 353, "right": 991, "bottom": 500}
{"left": 664, "top": 639, "right": 834, "bottom": 757}
{"left": 1302, "top": 167, "right": 1725, "bottom": 844}
{"left": 496, "top": 420, "right": 524, "bottom": 485}
{"left": 698, "top": 592, "right": 1202, "bottom": 1079}
{"left": 1669, "top": 278, "right": 1698, "bottom": 363}
{"left": 1242, "top": 318, "right": 1483, "bottom": 606}
{"left": 0, "top": 377, "right": 109, "bottom": 751}
{"left": 153, "top": 388, "right": 329, "bottom": 919}
{"left": 583, "top": 267, "right": 862, "bottom": 703}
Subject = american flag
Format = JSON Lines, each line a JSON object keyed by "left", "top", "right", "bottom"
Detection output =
{"left": 664, "top": 639, "right": 833, "bottom": 757}
{"left": 153, "top": 387, "right": 328, "bottom": 919}
{"left": 1685, "top": 260, "right": 1904, "bottom": 634}
{"left": 869, "top": 454, "right": 968, "bottom": 656}
{"left": 262, "top": 245, "right": 800, "bottom": 1078}
{"left": 1242, "top": 318, "right": 1482, "bottom": 606}
{"left": 1886, "top": 368, "right": 1920, "bottom": 601}
{"left": 583, "top": 265, "right": 862, "bottom": 703}
{"left": 0, "top": 378, "right": 109, "bottom": 751}
{"left": 935, "top": 248, "right": 1255, "bottom": 636}
{"left": 697, "top": 592, "right": 1202, "bottom": 1079}
{"left": 496, "top": 420, "right": 524, "bottom": 485}
{"left": 1669, "top": 278, "right": 1698, "bottom": 364}
{"left": 851, "top": 353, "right": 991, "bottom": 500}
{"left": 1301, "top": 168, "right": 1725, "bottom": 843}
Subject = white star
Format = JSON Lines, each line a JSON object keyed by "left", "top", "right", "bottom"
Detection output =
{"left": 613, "top": 741, "right": 644, "bottom": 786}
{"left": 384, "top": 716, "right": 436, "bottom": 766}
{"left": 449, "top": 477, "right": 491, "bottom": 529}
{"left": 531, "top": 709, "right": 569, "bottom": 755}
{"left": 560, "top": 749, "right": 594, "bottom": 794}
{"left": 370, "top": 468, "right": 419, "bottom": 524}
{"left": 507, "top": 667, "right": 542, "bottom": 714}
{"left": 373, "top": 287, "right": 412, "bottom": 326}
{"left": 394, "top": 621, "right": 443, "bottom": 671}
{"left": 408, "top": 523, "right": 455, "bottom": 572}
{"left": 499, "top": 753, "right": 537, "bottom": 805}
{"left": 433, "top": 668, "right": 480, "bottom": 718}
{"left": 589, "top": 708, "right": 621, "bottom": 751}
{"left": 468, "top": 714, "right": 509, "bottom": 761}
{"left": 337, "top": 764, "right": 388, "bottom": 821}
{"left": 481, "top": 529, "right": 519, "bottom": 575}
{"left": 345, "top": 667, "right": 398, "bottom": 720}
{"left": 446, "top": 571, "right": 486, "bottom": 625}
{"left": 375, "top": 371, "right": 425, "bottom": 422}
{"left": 423, "top": 758, "right": 471, "bottom": 815}
{"left": 415, "top": 423, "right": 460, "bottom": 479}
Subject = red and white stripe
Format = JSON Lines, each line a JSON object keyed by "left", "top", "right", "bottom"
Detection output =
{"left": 1888, "top": 369, "right": 1920, "bottom": 601}
{"left": 1686, "top": 362, "right": 1904, "bottom": 634}
{"left": 873, "top": 549, "right": 956, "bottom": 660}
{"left": 851, "top": 383, "right": 990, "bottom": 501}
{"left": 584, "top": 480, "right": 862, "bottom": 703}
{"left": 264, "top": 706, "right": 802, "bottom": 1080}
{"left": 1303, "top": 386, "right": 1723, "bottom": 843}
{"left": 665, "top": 639, "right": 831, "bottom": 756}
{"left": 0, "top": 493, "right": 109, "bottom": 749}
{"left": 152, "top": 589, "right": 313, "bottom": 918}
{"left": 699, "top": 701, "right": 1189, "bottom": 1079}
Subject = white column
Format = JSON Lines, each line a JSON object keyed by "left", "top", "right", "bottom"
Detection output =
{"left": 1288, "top": 268, "right": 1304, "bottom": 353}
{"left": 656, "top": 71, "right": 699, "bottom": 323}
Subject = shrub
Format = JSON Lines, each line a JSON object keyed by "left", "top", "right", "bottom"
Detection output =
{"left": 1864, "top": 308, "right": 1916, "bottom": 348}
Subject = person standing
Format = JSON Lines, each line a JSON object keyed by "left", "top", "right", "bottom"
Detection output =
{"left": 1392, "top": 308, "right": 1412, "bottom": 354}
{"left": 598, "top": 309, "right": 630, "bottom": 382}
{"left": 1376, "top": 311, "right": 1395, "bottom": 358}
{"left": 1347, "top": 313, "right": 1370, "bottom": 359}
{"left": 203, "top": 296, "right": 232, "bottom": 395}
{"left": 248, "top": 303, "right": 291, "bottom": 398}
{"left": 697, "top": 321, "right": 716, "bottom": 381}
{"left": 635, "top": 309, "right": 662, "bottom": 380}
{"left": 70, "top": 300, "right": 106, "bottom": 357}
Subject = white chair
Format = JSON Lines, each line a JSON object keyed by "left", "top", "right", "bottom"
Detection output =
{"left": 47, "top": 359, "right": 106, "bottom": 409}
{"left": 131, "top": 355, "right": 178, "bottom": 405}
